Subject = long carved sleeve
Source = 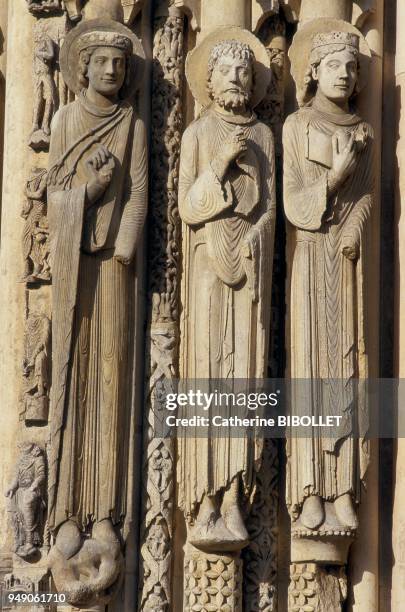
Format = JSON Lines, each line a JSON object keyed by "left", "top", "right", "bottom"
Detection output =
{"left": 178, "top": 124, "right": 233, "bottom": 226}
{"left": 283, "top": 116, "right": 329, "bottom": 231}
{"left": 115, "top": 117, "right": 148, "bottom": 262}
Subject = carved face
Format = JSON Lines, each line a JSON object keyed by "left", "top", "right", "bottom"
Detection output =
{"left": 87, "top": 46, "right": 127, "bottom": 97}
{"left": 312, "top": 48, "right": 358, "bottom": 103}
{"left": 209, "top": 53, "right": 253, "bottom": 111}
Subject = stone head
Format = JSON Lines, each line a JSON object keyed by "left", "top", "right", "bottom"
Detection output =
{"left": 304, "top": 31, "right": 360, "bottom": 103}
{"left": 207, "top": 40, "right": 255, "bottom": 112}
{"left": 77, "top": 31, "right": 133, "bottom": 97}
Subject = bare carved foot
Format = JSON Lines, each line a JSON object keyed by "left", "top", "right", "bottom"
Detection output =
{"left": 334, "top": 493, "right": 358, "bottom": 530}
{"left": 189, "top": 495, "right": 244, "bottom": 552}
{"left": 300, "top": 495, "right": 325, "bottom": 530}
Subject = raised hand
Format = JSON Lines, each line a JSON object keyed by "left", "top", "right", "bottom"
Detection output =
{"left": 86, "top": 145, "right": 115, "bottom": 205}
{"left": 330, "top": 130, "right": 357, "bottom": 187}
{"left": 212, "top": 126, "right": 248, "bottom": 181}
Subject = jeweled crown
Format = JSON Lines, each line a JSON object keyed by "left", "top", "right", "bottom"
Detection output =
{"left": 78, "top": 31, "right": 133, "bottom": 55}
{"left": 311, "top": 31, "right": 359, "bottom": 51}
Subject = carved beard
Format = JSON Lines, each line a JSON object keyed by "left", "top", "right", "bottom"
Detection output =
{"left": 213, "top": 91, "right": 250, "bottom": 112}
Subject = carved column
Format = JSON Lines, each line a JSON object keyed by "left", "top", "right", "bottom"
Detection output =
{"left": 0, "top": 0, "right": 7, "bottom": 211}
{"left": 0, "top": 0, "right": 35, "bottom": 555}
{"left": 392, "top": 0, "right": 405, "bottom": 608}
{"left": 299, "top": 0, "right": 351, "bottom": 22}
{"left": 138, "top": 3, "right": 185, "bottom": 610}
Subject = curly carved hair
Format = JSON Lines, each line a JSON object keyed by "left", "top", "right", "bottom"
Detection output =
{"left": 206, "top": 40, "right": 255, "bottom": 98}
{"left": 300, "top": 44, "right": 360, "bottom": 106}
{"left": 78, "top": 47, "right": 131, "bottom": 95}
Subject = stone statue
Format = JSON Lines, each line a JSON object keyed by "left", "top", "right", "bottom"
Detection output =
{"left": 284, "top": 20, "right": 373, "bottom": 549}
{"left": 29, "top": 31, "right": 58, "bottom": 152}
{"left": 46, "top": 17, "right": 147, "bottom": 606}
{"left": 177, "top": 28, "right": 276, "bottom": 552}
{"left": 5, "top": 443, "right": 46, "bottom": 560}
{"left": 21, "top": 169, "right": 51, "bottom": 283}
{"left": 22, "top": 313, "right": 51, "bottom": 424}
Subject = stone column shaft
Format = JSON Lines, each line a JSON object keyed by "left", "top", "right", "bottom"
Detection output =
{"left": 392, "top": 0, "right": 405, "bottom": 608}
{"left": 299, "top": 0, "right": 351, "bottom": 22}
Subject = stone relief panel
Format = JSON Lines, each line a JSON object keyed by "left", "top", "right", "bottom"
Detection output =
{"left": 4, "top": 444, "right": 47, "bottom": 560}
{"left": 29, "top": 17, "right": 72, "bottom": 151}
{"left": 21, "top": 169, "right": 51, "bottom": 284}
{"left": 21, "top": 312, "right": 51, "bottom": 425}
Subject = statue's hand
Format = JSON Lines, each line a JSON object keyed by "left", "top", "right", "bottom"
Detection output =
{"left": 5, "top": 487, "right": 16, "bottom": 498}
{"left": 114, "top": 254, "right": 131, "bottom": 266}
{"left": 212, "top": 127, "right": 247, "bottom": 180}
{"left": 342, "top": 234, "right": 359, "bottom": 261}
{"left": 330, "top": 130, "right": 357, "bottom": 187}
{"left": 86, "top": 146, "right": 115, "bottom": 205}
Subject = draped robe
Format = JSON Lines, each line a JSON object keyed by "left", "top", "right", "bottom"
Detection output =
{"left": 177, "top": 108, "right": 276, "bottom": 517}
{"left": 47, "top": 92, "right": 147, "bottom": 530}
{"left": 283, "top": 99, "right": 373, "bottom": 518}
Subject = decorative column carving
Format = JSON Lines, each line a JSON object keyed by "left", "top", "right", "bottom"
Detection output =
{"left": 138, "top": 4, "right": 185, "bottom": 610}
{"left": 184, "top": 547, "right": 243, "bottom": 612}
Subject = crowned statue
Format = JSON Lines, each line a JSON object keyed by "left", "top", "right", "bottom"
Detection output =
{"left": 46, "top": 14, "right": 147, "bottom": 605}
{"left": 177, "top": 27, "right": 276, "bottom": 552}
{"left": 284, "top": 19, "right": 373, "bottom": 558}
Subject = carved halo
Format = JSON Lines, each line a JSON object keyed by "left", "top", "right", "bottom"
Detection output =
{"left": 185, "top": 26, "right": 271, "bottom": 109}
{"left": 60, "top": 17, "right": 145, "bottom": 99}
{"left": 289, "top": 18, "right": 371, "bottom": 103}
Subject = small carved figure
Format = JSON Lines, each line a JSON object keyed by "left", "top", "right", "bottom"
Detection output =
{"left": 178, "top": 29, "right": 275, "bottom": 552}
{"left": 5, "top": 443, "right": 46, "bottom": 560}
{"left": 285, "top": 21, "right": 373, "bottom": 544}
{"left": 29, "top": 32, "right": 58, "bottom": 152}
{"left": 26, "top": 0, "right": 61, "bottom": 16}
{"left": 21, "top": 169, "right": 51, "bottom": 284}
{"left": 21, "top": 313, "right": 51, "bottom": 424}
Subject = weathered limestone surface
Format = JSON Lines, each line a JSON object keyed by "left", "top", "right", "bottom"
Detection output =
{"left": 392, "top": 0, "right": 405, "bottom": 608}
{"left": 0, "top": 1, "right": 403, "bottom": 611}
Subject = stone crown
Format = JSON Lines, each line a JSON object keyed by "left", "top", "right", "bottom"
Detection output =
{"left": 78, "top": 31, "right": 133, "bottom": 55}
{"left": 311, "top": 31, "right": 360, "bottom": 51}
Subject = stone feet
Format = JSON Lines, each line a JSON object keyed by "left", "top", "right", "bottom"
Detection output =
{"left": 334, "top": 493, "right": 358, "bottom": 530}
{"left": 189, "top": 479, "right": 249, "bottom": 553}
{"left": 300, "top": 494, "right": 325, "bottom": 530}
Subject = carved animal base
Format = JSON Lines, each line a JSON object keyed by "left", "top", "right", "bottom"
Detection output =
{"left": 289, "top": 563, "right": 347, "bottom": 612}
{"left": 48, "top": 522, "right": 123, "bottom": 608}
{"left": 184, "top": 546, "right": 242, "bottom": 612}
